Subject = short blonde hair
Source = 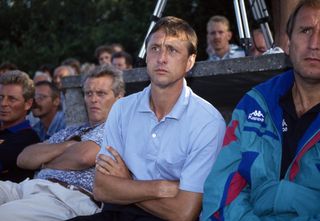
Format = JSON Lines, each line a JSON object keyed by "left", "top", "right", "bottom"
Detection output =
{"left": 207, "top": 15, "right": 230, "bottom": 31}
{"left": 0, "top": 70, "right": 34, "bottom": 100}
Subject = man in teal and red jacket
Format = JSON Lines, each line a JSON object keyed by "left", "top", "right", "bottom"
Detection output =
{"left": 201, "top": 0, "right": 320, "bottom": 220}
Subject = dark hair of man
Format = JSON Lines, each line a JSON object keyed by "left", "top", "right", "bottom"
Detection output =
{"left": 38, "top": 64, "right": 54, "bottom": 78}
{"left": 111, "top": 51, "right": 133, "bottom": 66}
{"left": 145, "top": 16, "right": 198, "bottom": 56}
{"left": 35, "top": 81, "right": 60, "bottom": 100}
{"left": 0, "top": 70, "right": 34, "bottom": 101}
{"left": 94, "top": 45, "right": 114, "bottom": 59}
{"left": 286, "top": 0, "right": 320, "bottom": 39}
{"left": 82, "top": 65, "right": 125, "bottom": 97}
{"left": 0, "top": 62, "right": 17, "bottom": 72}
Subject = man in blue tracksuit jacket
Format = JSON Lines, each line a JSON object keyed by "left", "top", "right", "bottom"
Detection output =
{"left": 201, "top": 0, "right": 320, "bottom": 220}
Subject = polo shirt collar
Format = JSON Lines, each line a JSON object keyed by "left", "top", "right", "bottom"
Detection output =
{"left": 6, "top": 120, "right": 31, "bottom": 133}
{"left": 138, "top": 79, "right": 190, "bottom": 120}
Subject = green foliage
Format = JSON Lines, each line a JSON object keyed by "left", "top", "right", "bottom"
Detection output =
{"left": 0, "top": 0, "right": 272, "bottom": 74}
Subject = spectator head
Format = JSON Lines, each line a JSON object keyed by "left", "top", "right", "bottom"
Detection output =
{"left": 0, "top": 70, "right": 34, "bottom": 129}
{"left": 80, "top": 62, "right": 96, "bottom": 75}
{"left": 286, "top": 0, "right": 320, "bottom": 81}
{"left": 145, "top": 16, "right": 198, "bottom": 56}
{"left": 38, "top": 64, "right": 54, "bottom": 79}
{"left": 33, "top": 71, "right": 52, "bottom": 84}
{"left": 249, "top": 28, "right": 268, "bottom": 56}
{"left": 32, "top": 81, "right": 60, "bottom": 119}
{"left": 61, "top": 58, "right": 81, "bottom": 75}
{"left": 286, "top": 0, "right": 320, "bottom": 39}
{"left": 206, "top": 15, "right": 232, "bottom": 57}
{"left": 111, "top": 51, "right": 133, "bottom": 71}
{"left": 94, "top": 45, "right": 114, "bottom": 65}
{"left": 110, "top": 43, "right": 124, "bottom": 53}
{"left": 53, "top": 65, "right": 76, "bottom": 90}
{"left": 0, "top": 62, "right": 17, "bottom": 76}
{"left": 82, "top": 65, "right": 125, "bottom": 125}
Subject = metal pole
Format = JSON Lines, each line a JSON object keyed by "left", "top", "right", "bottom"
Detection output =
{"left": 234, "top": 0, "right": 245, "bottom": 39}
{"left": 249, "top": 0, "right": 274, "bottom": 48}
{"left": 239, "top": 0, "right": 251, "bottom": 39}
{"left": 234, "top": 0, "right": 251, "bottom": 55}
{"left": 138, "top": 0, "right": 167, "bottom": 60}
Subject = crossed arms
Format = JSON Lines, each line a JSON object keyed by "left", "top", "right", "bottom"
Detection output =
{"left": 93, "top": 146, "right": 202, "bottom": 221}
{"left": 17, "top": 139, "right": 100, "bottom": 171}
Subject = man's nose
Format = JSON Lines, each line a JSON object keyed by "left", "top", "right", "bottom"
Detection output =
{"left": 309, "top": 30, "right": 320, "bottom": 50}
{"left": 90, "top": 93, "right": 99, "bottom": 102}
{"left": 157, "top": 49, "right": 168, "bottom": 64}
{"left": 0, "top": 97, "right": 8, "bottom": 106}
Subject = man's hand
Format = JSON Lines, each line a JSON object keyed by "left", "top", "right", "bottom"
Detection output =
{"left": 96, "top": 146, "right": 132, "bottom": 179}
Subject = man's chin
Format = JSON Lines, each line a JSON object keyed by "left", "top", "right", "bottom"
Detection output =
{"left": 31, "top": 112, "right": 41, "bottom": 118}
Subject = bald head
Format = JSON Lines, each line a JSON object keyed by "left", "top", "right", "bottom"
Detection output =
{"left": 53, "top": 65, "right": 75, "bottom": 89}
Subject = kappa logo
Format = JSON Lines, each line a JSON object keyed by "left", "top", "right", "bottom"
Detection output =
{"left": 282, "top": 119, "right": 288, "bottom": 132}
{"left": 248, "top": 110, "right": 264, "bottom": 122}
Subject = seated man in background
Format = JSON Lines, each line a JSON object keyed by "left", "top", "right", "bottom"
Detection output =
{"left": 201, "top": 0, "right": 320, "bottom": 220}
{"left": 0, "top": 62, "right": 17, "bottom": 76}
{"left": 32, "top": 81, "right": 66, "bottom": 141}
{"left": 68, "top": 16, "right": 226, "bottom": 221}
{"left": 33, "top": 70, "right": 52, "bottom": 84}
{"left": 111, "top": 51, "right": 133, "bottom": 71}
{"left": 53, "top": 65, "right": 76, "bottom": 91}
{"left": 249, "top": 28, "right": 268, "bottom": 56}
{"left": 0, "top": 70, "right": 40, "bottom": 182}
{"left": 206, "top": 15, "right": 245, "bottom": 61}
{"left": 61, "top": 57, "right": 81, "bottom": 75}
{"left": 0, "top": 65, "right": 125, "bottom": 221}
{"left": 53, "top": 65, "right": 76, "bottom": 111}
{"left": 95, "top": 45, "right": 114, "bottom": 65}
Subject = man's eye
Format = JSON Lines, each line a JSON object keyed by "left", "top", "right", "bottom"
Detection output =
{"left": 9, "top": 97, "right": 18, "bottom": 102}
{"left": 151, "top": 46, "right": 159, "bottom": 52}
{"left": 169, "top": 48, "right": 177, "bottom": 53}
{"left": 301, "top": 28, "right": 312, "bottom": 34}
{"left": 97, "top": 91, "right": 107, "bottom": 97}
{"left": 85, "top": 91, "right": 93, "bottom": 96}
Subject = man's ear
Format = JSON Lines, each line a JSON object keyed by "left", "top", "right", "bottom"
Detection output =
{"left": 117, "top": 93, "right": 124, "bottom": 100}
{"left": 53, "top": 97, "right": 60, "bottom": 107}
{"left": 24, "top": 98, "right": 33, "bottom": 111}
{"left": 186, "top": 54, "right": 196, "bottom": 73}
{"left": 285, "top": 37, "right": 290, "bottom": 55}
{"left": 227, "top": 31, "right": 232, "bottom": 41}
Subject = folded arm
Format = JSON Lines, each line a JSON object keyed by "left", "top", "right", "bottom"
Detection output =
{"left": 17, "top": 140, "right": 77, "bottom": 170}
{"left": 136, "top": 190, "right": 202, "bottom": 221}
{"left": 94, "top": 148, "right": 179, "bottom": 204}
{"left": 94, "top": 169, "right": 200, "bottom": 220}
{"left": 44, "top": 140, "right": 100, "bottom": 170}
{"left": 94, "top": 146, "right": 202, "bottom": 220}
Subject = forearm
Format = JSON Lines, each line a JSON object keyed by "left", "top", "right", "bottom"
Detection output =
{"left": 17, "top": 142, "right": 70, "bottom": 170}
{"left": 136, "top": 191, "right": 202, "bottom": 221}
{"left": 45, "top": 141, "right": 99, "bottom": 170}
{"left": 93, "top": 170, "right": 178, "bottom": 204}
